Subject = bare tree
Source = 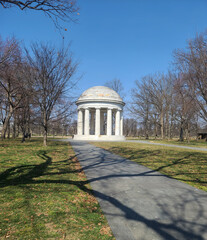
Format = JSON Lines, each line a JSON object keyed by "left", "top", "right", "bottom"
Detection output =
{"left": 173, "top": 74, "right": 198, "bottom": 141}
{"left": 105, "top": 78, "right": 125, "bottom": 99}
{"left": 14, "top": 78, "right": 34, "bottom": 142}
{"left": 0, "top": 37, "right": 20, "bottom": 66}
{"left": 166, "top": 88, "right": 177, "bottom": 139}
{"left": 131, "top": 72, "right": 176, "bottom": 140}
{"left": 48, "top": 98, "right": 76, "bottom": 137}
{"left": 0, "top": 0, "right": 79, "bottom": 29}
{"left": 146, "top": 73, "right": 174, "bottom": 139}
{"left": 174, "top": 32, "right": 207, "bottom": 125}
{"left": 131, "top": 79, "right": 152, "bottom": 139}
{"left": 26, "top": 42, "right": 78, "bottom": 146}
{"left": 0, "top": 37, "right": 26, "bottom": 139}
{"left": 123, "top": 118, "right": 138, "bottom": 137}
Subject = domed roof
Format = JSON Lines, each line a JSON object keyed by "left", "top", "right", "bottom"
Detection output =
{"left": 76, "top": 86, "right": 124, "bottom": 104}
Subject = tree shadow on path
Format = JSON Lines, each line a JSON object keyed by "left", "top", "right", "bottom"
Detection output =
{"left": 1, "top": 143, "right": 207, "bottom": 240}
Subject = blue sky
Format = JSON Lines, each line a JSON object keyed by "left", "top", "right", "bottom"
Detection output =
{"left": 1, "top": 0, "right": 207, "bottom": 102}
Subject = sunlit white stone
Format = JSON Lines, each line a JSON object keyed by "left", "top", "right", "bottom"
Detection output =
{"left": 73, "top": 86, "right": 125, "bottom": 141}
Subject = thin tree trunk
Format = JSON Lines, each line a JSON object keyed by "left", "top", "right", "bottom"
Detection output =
{"left": 28, "top": 110, "right": 31, "bottom": 140}
{"left": 16, "top": 123, "right": 19, "bottom": 137}
{"left": 170, "top": 117, "right": 173, "bottom": 139}
{"left": 154, "top": 121, "right": 157, "bottom": 139}
{"left": 43, "top": 128, "right": 47, "bottom": 146}
{"left": 168, "top": 123, "right": 171, "bottom": 140}
{"left": 185, "top": 129, "right": 190, "bottom": 143}
{"left": 21, "top": 129, "right": 26, "bottom": 142}
{"left": 179, "top": 120, "right": 184, "bottom": 141}
{"left": 1, "top": 112, "right": 12, "bottom": 140}
{"left": 165, "top": 110, "right": 170, "bottom": 140}
{"left": 145, "top": 121, "right": 149, "bottom": 139}
{"left": 7, "top": 120, "right": 10, "bottom": 139}
{"left": 160, "top": 111, "right": 164, "bottom": 139}
{"left": 186, "top": 123, "right": 190, "bottom": 143}
{"left": 43, "top": 111, "right": 47, "bottom": 146}
{"left": 12, "top": 118, "right": 16, "bottom": 138}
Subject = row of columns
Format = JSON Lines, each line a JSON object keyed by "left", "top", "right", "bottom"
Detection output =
{"left": 77, "top": 108, "right": 123, "bottom": 136}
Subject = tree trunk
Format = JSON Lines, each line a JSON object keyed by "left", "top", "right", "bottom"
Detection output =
{"left": 165, "top": 111, "right": 170, "bottom": 140}
{"left": 43, "top": 111, "right": 47, "bottom": 146}
{"left": 12, "top": 119, "right": 16, "bottom": 138}
{"left": 154, "top": 122, "right": 158, "bottom": 139}
{"left": 179, "top": 121, "right": 184, "bottom": 141}
{"left": 7, "top": 121, "right": 10, "bottom": 139}
{"left": 21, "top": 131, "right": 26, "bottom": 143}
{"left": 16, "top": 123, "right": 20, "bottom": 137}
{"left": 145, "top": 121, "right": 149, "bottom": 139}
{"left": 43, "top": 128, "right": 47, "bottom": 146}
{"left": 170, "top": 117, "right": 173, "bottom": 139}
{"left": 185, "top": 123, "right": 190, "bottom": 143}
{"left": 1, "top": 112, "right": 12, "bottom": 140}
{"left": 1, "top": 126, "right": 7, "bottom": 140}
{"left": 179, "top": 127, "right": 184, "bottom": 141}
{"left": 160, "top": 111, "right": 164, "bottom": 139}
{"left": 185, "top": 129, "right": 190, "bottom": 143}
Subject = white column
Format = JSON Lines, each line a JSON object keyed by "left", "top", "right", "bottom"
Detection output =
{"left": 84, "top": 108, "right": 90, "bottom": 135}
{"left": 77, "top": 109, "right": 83, "bottom": 135}
{"left": 107, "top": 108, "right": 112, "bottom": 136}
{"left": 115, "top": 109, "right": 121, "bottom": 136}
{"left": 95, "top": 108, "right": 100, "bottom": 136}
{"left": 120, "top": 110, "right": 123, "bottom": 136}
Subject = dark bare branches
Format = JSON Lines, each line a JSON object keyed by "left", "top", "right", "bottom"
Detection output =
{"left": 174, "top": 31, "right": 207, "bottom": 124}
{"left": 26, "top": 42, "right": 78, "bottom": 146}
{"left": 0, "top": 37, "right": 28, "bottom": 139}
{"left": 130, "top": 71, "right": 199, "bottom": 140}
{"left": 0, "top": 0, "right": 79, "bottom": 29}
{"left": 105, "top": 78, "right": 125, "bottom": 99}
{"left": 0, "top": 36, "right": 20, "bottom": 66}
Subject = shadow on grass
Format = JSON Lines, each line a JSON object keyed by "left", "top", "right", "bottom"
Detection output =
{"left": 0, "top": 150, "right": 52, "bottom": 186}
{"left": 106, "top": 146, "right": 207, "bottom": 185}
{"left": 0, "top": 142, "right": 207, "bottom": 240}
{"left": 71, "top": 141, "right": 207, "bottom": 240}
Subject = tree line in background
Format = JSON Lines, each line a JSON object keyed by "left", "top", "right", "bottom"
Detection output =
{"left": 0, "top": 37, "right": 78, "bottom": 145}
{"left": 1, "top": 31, "right": 207, "bottom": 144}
{"left": 1, "top": 0, "right": 207, "bottom": 143}
{"left": 126, "top": 31, "right": 207, "bottom": 141}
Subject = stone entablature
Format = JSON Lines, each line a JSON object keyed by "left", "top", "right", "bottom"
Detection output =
{"left": 73, "top": 86, "right": 125, "bottom": 141}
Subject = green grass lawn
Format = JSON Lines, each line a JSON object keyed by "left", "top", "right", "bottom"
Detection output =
{"left": 126, "top": 137, "right": 207, "bottom": 148}
{"left": 92, "top": 142, "right": 207, "bottom": 192}
{"left": 0, "top": 138, "right": 114, "bottom": 240}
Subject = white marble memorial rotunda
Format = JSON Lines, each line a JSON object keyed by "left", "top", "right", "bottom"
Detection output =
{"left": 73, "top": 86, "right": 125, "bottom": 141}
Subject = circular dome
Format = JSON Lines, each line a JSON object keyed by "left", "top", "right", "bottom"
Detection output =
{"left": 76, "top": 86, "right": 124, "bottom": 105}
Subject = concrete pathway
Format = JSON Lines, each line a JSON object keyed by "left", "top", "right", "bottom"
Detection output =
{"left": 70, "top": 140, "right": 207, "bottom": 240}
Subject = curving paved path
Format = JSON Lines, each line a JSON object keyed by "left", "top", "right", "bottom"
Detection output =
{"left": 70, "top": 140, "right": 207, "bottom": 240}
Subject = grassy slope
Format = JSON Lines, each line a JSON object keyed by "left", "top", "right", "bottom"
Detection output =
{"left": 92, "top": 142, "right": 207, "bottom": 192}
{"left": 0, "top": 139, "right": 114, "bottom": 240}
{"left": 126, "top": 137, "right": 207, "bottom": 148}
